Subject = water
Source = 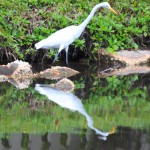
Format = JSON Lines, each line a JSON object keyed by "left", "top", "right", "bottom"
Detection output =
{"left": 0, "top": 62, "right": 150, "bottom": 149}
{"left": 0, "top": 128, "right": 149, "bottom": 150}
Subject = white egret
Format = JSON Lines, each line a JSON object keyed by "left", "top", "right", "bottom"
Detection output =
{"left": 35, "top": 2, "right": 117, "bottom": 64}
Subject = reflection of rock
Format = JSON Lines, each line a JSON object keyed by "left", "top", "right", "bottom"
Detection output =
{"left": 98, "top": 49, "right": 150, "bottom": 66}
{"left": 8, "top": 78, "right": 31, "bottom": 89}
{"left": 98, "top": 66, "right": 150, "bottom": 78}
{"left": 0, "top": 60, "right": 79, "bottom": 89}
{"left": 0, "top": 76, "right": 32, "bottom": 89}
{"left": 0, "top": 75, "right": 7, "bottom": 82}
{"left": 35, "top": 84, "right": 111, "bottom": 140}
{"left": 50, "top": 78, "right": 75, "bottom": 92}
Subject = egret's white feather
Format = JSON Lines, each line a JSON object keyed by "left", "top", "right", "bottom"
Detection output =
{"left": 35, "top": 26, "right": 80, "bottom": 50}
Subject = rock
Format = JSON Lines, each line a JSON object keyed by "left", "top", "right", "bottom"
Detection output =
{"left": 0, "top": 60, "right": 32, "bottom": 77}
{"left": 35, "top": 66, "right": 79, "bottom": 79}
{"left": 98, "top": 49, "right": 150, "bottom": 66}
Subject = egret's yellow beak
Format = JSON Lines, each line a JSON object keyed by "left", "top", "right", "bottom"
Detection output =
{"left": 109, "top": 6, "right": 118, "bottom": 15}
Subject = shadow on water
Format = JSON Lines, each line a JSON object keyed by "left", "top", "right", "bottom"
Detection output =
{"left": 0, "top": 62, "right": 150, "bottom": 149}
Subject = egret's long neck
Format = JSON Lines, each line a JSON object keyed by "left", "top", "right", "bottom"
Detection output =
{"left": 79, "top": 3, "right": 103, "bottom": 30}
{"left": 80, "top": 109, "right": 109, "bottom": 137}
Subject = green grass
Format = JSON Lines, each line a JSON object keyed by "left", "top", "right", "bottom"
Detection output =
{"left": 0, "top": 0, "right": 150, "bottom": 61}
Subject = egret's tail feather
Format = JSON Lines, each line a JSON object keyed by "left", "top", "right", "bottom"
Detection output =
{"left": 35, "top": 41, "right": 42, "bottom": 50}
{"left": 35, "top": 39, "right": 47, "bottom": 50}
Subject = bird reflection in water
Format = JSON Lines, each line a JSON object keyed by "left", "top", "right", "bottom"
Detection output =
{"left": 35, "top": 84, "right": 115, "bottom": 140}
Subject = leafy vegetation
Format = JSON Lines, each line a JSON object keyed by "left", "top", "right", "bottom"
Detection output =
{"left": 0, "top": 0, "right": 150, "bottom": 62}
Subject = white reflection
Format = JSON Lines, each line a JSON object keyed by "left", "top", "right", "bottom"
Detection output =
{"left": 35, "top": 84, "right": 110, "bottom": 140}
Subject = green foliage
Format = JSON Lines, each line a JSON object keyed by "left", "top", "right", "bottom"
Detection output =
{"left": 88, "top": 0, "right": 150, "bottom": 54}
{"left": 73, "top": 39, "right": 85, "bottom": 50}
{"left": 0, "top": 0, "right": 150, "bottom": 61}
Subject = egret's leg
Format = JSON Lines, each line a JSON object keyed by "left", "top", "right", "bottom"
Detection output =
{"left": 52, "top": 45, "right": 64, "bottom": 64}
{"left": 65, "top": 46, "right": 69, "bottom": 64}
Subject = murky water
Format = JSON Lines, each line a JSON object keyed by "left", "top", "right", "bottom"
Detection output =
{"left": 0, "top": 128, "right": 150, "bottom": 150}
{"left": 0, "top": 62, "right": 150, "bottom": 150}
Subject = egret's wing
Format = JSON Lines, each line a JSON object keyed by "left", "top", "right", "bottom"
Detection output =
{"left": 35, "top": 25, "right": 80, "bottom": 49}
{"left": 46, "top": 25, "right": 79, "bottom": 46}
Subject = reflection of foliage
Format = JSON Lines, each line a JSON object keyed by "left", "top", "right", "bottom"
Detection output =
{"left": 0, "top": 83, "right": 41, "bottom": 108}
{"left": 0, "top": 83, "right": 87, "bottom": 135}
{"left": 85, "top": 75, "right": 150, "bottom": 129}
{"left": 0, "top": 74, "right": 149, "bottom": 137}
{"left": 89, "top": 75, "right": 147, "bottom": 100}
{"left": 1, "top": 137, "right": 11, "bottom": 148}
{"left": 21, "top": 134, "right": 29, "bottom": 149}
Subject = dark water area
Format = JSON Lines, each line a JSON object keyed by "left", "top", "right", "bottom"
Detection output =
{"left": 0, "top": 127, "right": 150, "bottom": 150}
{"left": 0, "top": 62, "right": 150, "bottom": 150}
